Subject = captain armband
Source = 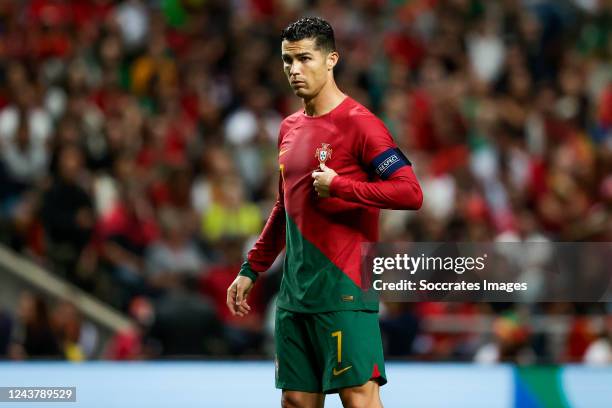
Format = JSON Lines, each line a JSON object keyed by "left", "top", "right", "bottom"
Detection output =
{"left": 370, "top": 148, "right": 412, "bottom": 180}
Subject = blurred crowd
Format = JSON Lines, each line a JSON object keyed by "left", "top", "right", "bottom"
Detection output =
{"left": 0, "top": 0, "right": 610, "bottom": 363}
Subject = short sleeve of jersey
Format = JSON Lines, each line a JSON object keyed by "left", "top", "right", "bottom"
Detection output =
{"left": 354, "top": 113, "right": 411, "bottom": 180}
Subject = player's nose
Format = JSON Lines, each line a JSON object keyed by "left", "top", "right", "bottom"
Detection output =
{"left": 288, "top": 62, "right": 301, "bottom": 77}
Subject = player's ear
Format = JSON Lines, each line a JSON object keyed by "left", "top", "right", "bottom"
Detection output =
{"left": 327, "top": 51, "right": 339, "bottom": 71}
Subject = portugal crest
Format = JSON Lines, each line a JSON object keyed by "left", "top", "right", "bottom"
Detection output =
{"left": 315, "top": 143, "right": 332, "bottom": 165}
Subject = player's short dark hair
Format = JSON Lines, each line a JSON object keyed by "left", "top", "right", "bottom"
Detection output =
{"left": 281, "top": 17, "right": 336, "bottom": 53}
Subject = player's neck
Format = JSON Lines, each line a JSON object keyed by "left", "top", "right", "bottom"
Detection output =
{"left": 302, "top": 82, "right": 345, "bottom": 117}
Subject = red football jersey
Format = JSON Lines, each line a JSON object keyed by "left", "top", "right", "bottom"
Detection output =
{"left": 240, "top": 96, "right": 422, "bottom": 312}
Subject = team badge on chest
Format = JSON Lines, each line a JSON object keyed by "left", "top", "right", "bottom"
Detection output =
{"left": 315, "top": 143, "right": 332, "bottom": 165}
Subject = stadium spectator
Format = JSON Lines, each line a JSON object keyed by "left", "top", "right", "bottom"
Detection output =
{"left": 379, "top": 303, "right": 421, "bottom": 357}
{"left": 584, "top": 317, "right": 612, "bottom": 365}
{"left": 52, "top": 301, "right": 99, "bottom": 362}
{"left": 98, "top": 183, "right": 158, "bottom": 309}
{"left": 149, "top": 276, "right": 224, "bottom": 357}
{"left": 200, "top": 238, "right": 267, "bottom": 355}
{"left": 40, "top": 144, "right": 94, "bottom": 281}
{"left": 10, "top": 292, "right": 63, "bottom": 360}
{"left": 145, "top": 207, "right": 206, "bottom": 293}
{"left": 104, "top": 296, "right": 155, "bottom": 360}
{"left": 474, "top": 312, "right": 534, "bottom": 364}
{"left": 201, "top": 175, "right": 262, "bottom": 243}
{"left": 0, "top": 110, "right": 49, "bottom": 191}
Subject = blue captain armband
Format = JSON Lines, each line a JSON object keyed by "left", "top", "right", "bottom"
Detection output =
{"left": 370, "top": 148, "right": 412, "bottom": 180}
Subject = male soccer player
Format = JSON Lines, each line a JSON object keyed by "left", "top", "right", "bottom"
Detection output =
{"left": 227, "top": 17, "right": 423, "bottom": 408}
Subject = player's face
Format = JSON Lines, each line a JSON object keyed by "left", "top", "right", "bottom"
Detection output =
{"left": 281, "top": 38, "right": 335, "bottom": 99}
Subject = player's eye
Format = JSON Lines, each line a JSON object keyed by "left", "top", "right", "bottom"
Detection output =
{"left": 300, "top": 57, "right": 310, "bottom": 62}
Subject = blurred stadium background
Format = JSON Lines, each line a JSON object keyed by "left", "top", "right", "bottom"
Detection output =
{"left": 0, "top": 0, "right": 610, "bottom": 406}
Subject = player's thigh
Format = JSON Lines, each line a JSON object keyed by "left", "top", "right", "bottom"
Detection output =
{"left": 275, "top": 308, "right": 322, "bottom": 393}
{"left": 312, "top": 310, "right": 387, "bottom": 393}
{"left": 281, "top": 390, "right": 325, "bottom": 408}
{"left": 338, "top": 380, "right": 382, "bottom": 408}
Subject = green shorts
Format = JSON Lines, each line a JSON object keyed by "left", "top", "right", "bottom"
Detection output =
{"left": 274, "top": 308, "right": 387, "bottom": 394}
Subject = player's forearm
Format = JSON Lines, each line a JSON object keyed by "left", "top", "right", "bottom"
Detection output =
{"left": 329, "top": 171, "right": 423, "bottom": 210}
{"left": 239, "top": 200, "right": 286, "bottom": 281}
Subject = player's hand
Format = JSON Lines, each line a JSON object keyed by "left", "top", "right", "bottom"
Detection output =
{"left": 226, "top": 275, "right": 254, "bottom": 317}
{"left": 312, "top": 163, "right": 337, "bottom": 197}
